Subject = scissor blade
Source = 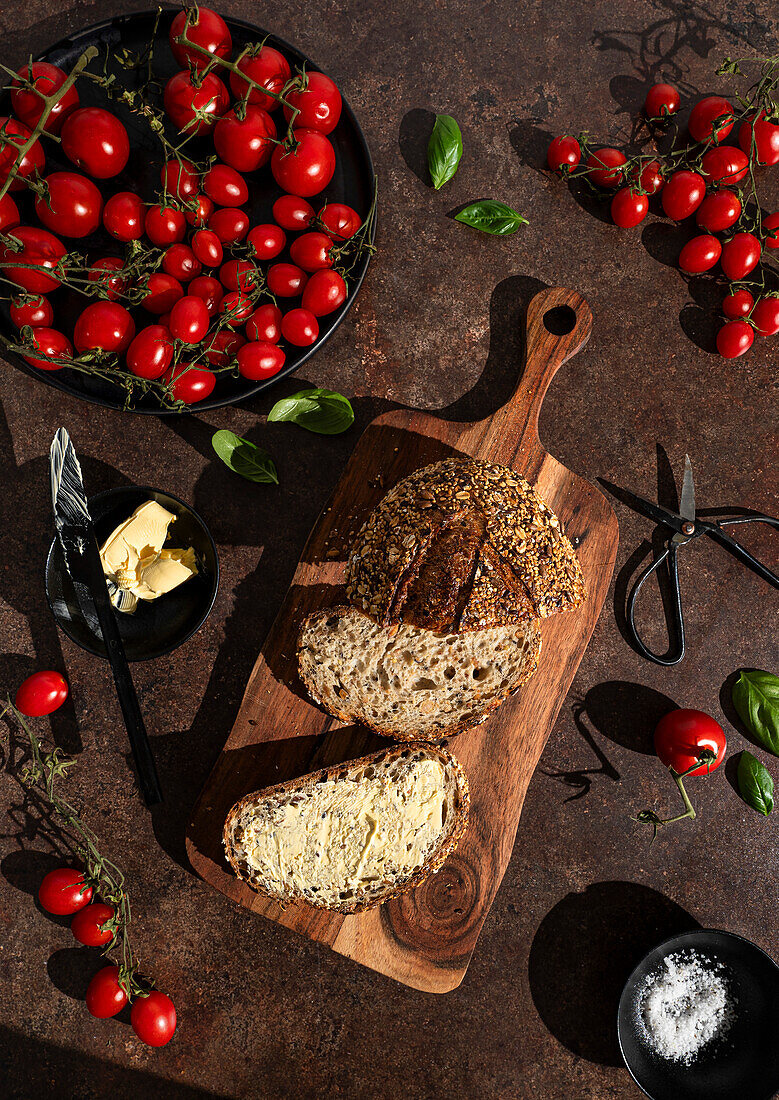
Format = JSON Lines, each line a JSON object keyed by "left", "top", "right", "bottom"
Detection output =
{"left": 679, "top": 455, "right": 696, "bottom": 523}
{"left": 598, "top": 478, "right": 687, "bottom": 533}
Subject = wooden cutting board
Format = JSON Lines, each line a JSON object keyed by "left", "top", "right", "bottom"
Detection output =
{"left": 186, "top": 286, "right": 619, "bottom": 993}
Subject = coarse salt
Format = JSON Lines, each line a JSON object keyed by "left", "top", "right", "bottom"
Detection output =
{"left": 636, "top": 950, "right": 736, "bottom": 1065}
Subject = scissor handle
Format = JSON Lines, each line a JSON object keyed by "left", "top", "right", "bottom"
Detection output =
{"left": 626, "top": 542, "right": 686, "bottom": 666}
{"left": 701, "top": 514, "right": 779, "bottom": 589}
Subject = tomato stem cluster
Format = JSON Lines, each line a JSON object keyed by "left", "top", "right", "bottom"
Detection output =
{"left": 637, "top": 747, "right": 718, "bottom": 839}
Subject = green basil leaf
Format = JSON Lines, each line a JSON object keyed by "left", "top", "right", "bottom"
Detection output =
{"left": 211, "top": 430, "right": 278, "bottom": 484}
{"left": 267, "top": 388, "right": 354, "bottom": 435}
{"left": 732, "top": 670, "right": 779, "bottom": 755}
{"left": 427, "top": 113, "right": 462, "bottom": 191}
{"left": 454, "top": 200, "right": 528, "bottom": 236}
{"left": 737, "top": 751, "right": 774, "bottom": 815}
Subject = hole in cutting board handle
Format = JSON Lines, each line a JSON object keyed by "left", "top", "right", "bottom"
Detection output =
{"left": 542, "top": 304, "right": 577, "bottom": 335}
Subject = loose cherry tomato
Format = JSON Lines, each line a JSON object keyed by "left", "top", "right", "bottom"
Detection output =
{"left": 229, "top": 46, "right": 290, "bottom": 110}
{"left": 219, "top": 258, "right": 260, "bottom": 292}
{"left": 763, "top": 212, "right": 779, "bottom": 249}
{"left": 267, "top": 262, "right": 307, "bottom": 297}
{"left": 169, "top": 295, "right": 209, "bottom": 343}
{"left": 15, "top": 669, "right": 68, "bottom": 715}
{"left": 88, "top": 257, "right": 126, "bottom": 301}
{"left": 629, "top": 159, "right": 665, "bottom": 195}
{"left": 281, "top": 307, "right": 319, "bottom": 346}
{"left": 86, "top": 966, "right": 128, "bottom": 1018}
{"left": 750, "top": 296, "right": 779, "bottom": 336}
{"left": 271, "top": 130, "right": 336, "bottom": 197}
{"left": 141, "top": 273, "right": 184, "bottom": 314}
{"left": 184, "top": 193, "right": 214, "bottom": 227}
{"left": 290, "top": 230, "right": 335, "bottom": 270}
{"left": 214, "top": 107, "right": 276, "bottom": 173}
{"left": 695, "top": 190, "right": 741, "bottom": 232}
{"left": 610, "top": 187, "right": 648, "bottom": 228}
{"left": 164, "top": 70, "right": 229, "bottom": 135}
{"left": 170, "top": 5, "right": 232, "bottom": 70}
{"left": 317, "top": 203, "right": 362, "bottom": 241}
{"left": 10, "top": 295, "right": 53, "bottom": 328}
{"left": 283, "top": 72, "right": 342, "bottom": 134}
{"left": 162, "top": 243, "right": 201, "bottom": 282}
{"left": 22, "top": 326, "right": 72, "bottom": 370}
{"left": 273, "top": 194, "right": 314, "bottom": 230}
{"left": 131, "top": 991, "right": 177, "bottom": 1048}
{"left": 61, "top": 108, "right": 129, "bottom": 179}
{"left": 661, "top": 170, "right": 705, "bottom": 220}
{"left": 678, "top": 234, "right": 721, "bottom": 274}
{"left": 644, "top": 82, "right": 680, "bottom": 118}
{"left": 655, "top": 709, "right": 726, "bottom": 776}
{"left": 546, "top": 135, "right": 581, "bottom": 172}
{"left": 203, "top": 163, "right": 249, "bottom": 207}
{"left": 39, "top": 867, "right": 92, "bottom": 915}
{"left": 245, "top": 303, "right": 282, "bottom": 342}
{"left": 219, "top": 290, "right": 255, "bottom": 322}
{"left": 717, "top": 319, "right": 754, "bottom": 358}
{"left": 208, "top": 207, "right": 249, "bottom": 244}
{"left": 0, "top": 192, "right": 20, "bottom": 232}
{"left": 160, "top": 157, "right": 199, "bottom": 200}
{"left": 246, "top": 223, "right": 286, "bottom": 260}
{"left": 126, "top": 325, "right": 174, "bottom": 379}
{"left": 1, "top": 226, "right": 65, "bottom": 294}
{"left": 34, "top": 172, "right": 102, "bottom": 239}
{"left": 688, "top": 96, "right": 734, "bottom": 144}
{"left": 237, "top": 340, "right": 285, "bottom": 379}
{"left": 74, "top": 301, "right": 135, "bottom": 354}
{"left": 11, "top": 62, "right": 79, "bottom": 134}
{"left": 191, "top": 229, "right": 223, "bottom": 267}
{"left": 204, "top": 329, "right": 245, "bottom": 365}
{"left": 584, "top": 147, "right": 626, "bottom": 188}
{"left": 145, "top": 204, "right": 186, "bottom": 246}
{"left": 103, "top": 192, "right": 145, "bottom": 242}
{"left": 0, "top": 117, "right": 44, "bottom": 190}
{"left": 701, "top": 146, "right": 749, "bottom": 185}
{"left": 189, "top": 275, "right": 224, "bottom": 316}
{"left": 165, "top": 362, "right": 216, "bottom": 402}
{"left": 722, "top": 289, "right": 753, "bottom": 319}
{"left": 302, "top": 269, "right": 347, "bottom": 316}
{"left": 71, "top": 903, "right": 115, "bottom": 947}
{"left": 721, "top": 232, "right": 761, "bottom": 281}
{"left": 739, "top": 110, "right": 779, "bottom": 166}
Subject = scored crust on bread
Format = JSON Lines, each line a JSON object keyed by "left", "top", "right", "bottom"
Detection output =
{"left": 345, "top": 457, "right": 585, "bottom": 633}
{"left": 223, "top": 744, "right": 470, "bottom": 914}
{"left": 297, "top": 605, "right": 541, "bottom": 740}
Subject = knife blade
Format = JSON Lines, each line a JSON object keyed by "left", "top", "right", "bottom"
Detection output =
{"left": 50, "top": 428, "right": 163, "bottom": 806}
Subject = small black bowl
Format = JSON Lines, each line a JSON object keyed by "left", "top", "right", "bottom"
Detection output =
{"left": 45, "top": 486, "right": 219, "bottom": 661}
{"left": 618, "top": 929, "right": 779, "bottom": 1100}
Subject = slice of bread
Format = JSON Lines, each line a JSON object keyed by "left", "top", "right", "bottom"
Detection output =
{"left": 297, "top": 605, "right": 541, "bottom": 740}
{"left": 223, "top": 744, "right": 469, "bottom": 913}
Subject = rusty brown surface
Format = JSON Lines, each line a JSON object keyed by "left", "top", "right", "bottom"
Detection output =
{"left": 0, "top": 1, "right": 777, "bottom": 1097}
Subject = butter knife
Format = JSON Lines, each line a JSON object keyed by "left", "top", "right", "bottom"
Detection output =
{"left": 50, "top": 428, "right": 163, "bottom": 806}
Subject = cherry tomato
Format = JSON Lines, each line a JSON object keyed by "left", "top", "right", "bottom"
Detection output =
{"left": 317, "top": 203, "right": 361, "bottom": 241}
{"left": 145, "top": 204, "right": 186, "bottom": 246}
{"left": 162, "top": 243, "right": 201, "bottom": 282}
{"left": 661, "top": 170, "right": 705, "bottom": 220}
{"left": 74, "top": 301, "right": 135, "bottom": 354}
{"left": 0, "top": 192, "right": 20, "bottom": 232}
{"left": 678, "top": 234, "right": 721, "bottom": 274}
{"left": 695, "top": 189, "right": 741, "bottom": 232}
{"left": 245, "top": 303, "right": 282, "bottom": 343}
{"left": 213, "top": 108, "right": 276, "bottom": 173}
{"left": 164, "top": 70, "right": 229, "bottom": 135}
{"left": 71, "top": 903, "right": 115, "bottom": 947}
{"left": 165, "top": 362, "right": 216, "bottom": 402}
{"left": 103, "top": 192, "right": 145, "bottom": 242}
{"left": 126, "top": 325, "right": 174, "bottom": 379}
{"left": 0, "top": 117, "right": 44, "bottom": 190}
{"left": 688, "top": 96, "right": 734, "bottom": 144}
{"left": 185, "top": 193, "right": 214, "bottom": 227}
{"left": 170, "top": 5, "right": 232, "bottom": 71}
{"left": 219, "top": 258, "right": 260, "bottom": 292}
{"left": 203, "top": 163, "right": 249, "bottom": 207}
{"left": 655, "top": 709, "right": 726, "bottom": 776}
{"left": 169, "top": 295, "right": 209, "bottom": 343}
{"left": 267, "top": 262, "right": 307, "bottom": 297}
{"left": 160, "top": 157, "right": 199, "bottom": 200}
{"left": 739, "top": 110, "right": 779, "bottom": 166}
{"left": 763, "top": 212, "right": 779, "bottom": 249}
{"left": 205, "top": 329, "right": 245, "bottom": 365}
{"left": 584, "top": 147, "right": 627, "bottom": 189}
{"left": 10, "top": 295, "right": 53, "bottom": 328}
{"left": 302, "top": 269, "right": 347, "bottom": 316}
{"left": 34, "top": 172, "right": 102, "bottom": 239}
{"left": 219, "top": 290, "right": 255, "bottom": 322}
{"left": 61, "top": 108, "right": 129, "bottom": 179}
{"left": 717, "top": 319, "right": 754, "bottom": 358}
{"left": 722, "top": 289, "right": 753, "bottom": 319}
{"left": 208, "top": 207, "right": 249, "bottom": 244}
{"left": 131, "top": 991, "right": 177, "bottom": 1048}
{"left": 1, "top": 226, "right": 65, "bottom": 294}
{"left": 39, "top": 867, "right": 92, "bottom": 915}
{"left": 11, "top": 62, "right": 79, "bottom": 134}
{"left": 88, "top": 257, "right": 126, "bottom": 301}
{"left": 610, "top": 187, "right": 648, "bottom": 228}
{"left": 644, "top": 82, "right": 680, "bottom": 118}
{"left": 290, "top": 231, "right": 335, "bottom": 271}
{"left": 283, "top": 72, "right": 342, "bottom": 134}
{"left": 189, "top": 275, "right": 224, "bottom": 316}
{"left": 86, "top": 966, "right": 128, "bottom": 1018}
{"left": 629, "top": 159, "right": 665, "bottom": 196}
{"left": 15, "top": 669, "right": 68, "bottom": 715}
{"left": 246, "top": 223, "right": 286, "bottom": 260}
{"left": 750, "top": 296, "right": 779, "bottom": 336}
{"left": 701, "top": 146, "right": 749, "bottom": 185}
{"left": 271, "top": 130, "right": 336, "bottom": 197}
{"left": 546, "top": 134, "right": 581, "bottom": 173}
{"left": 141, "top": 273, "right": 184, "bottom": 314}
{"left": 281, "top": 307, "right": 319, "bottom": 346}
{"left": 237, "top": 340, "right": 286, "bottom": 380}
{"left": 721, "top": 232, "right": 761, "bottom": 281}
{"left": 22, "top": 327, "right": 72, "bottom": 370}
{"left": 191, "top": 229, "right": 223, "bottom": 267}
{"left": 273, "top": 194, "right": 314, "bottom": 230}
{"left": 229, "top": 46, "right": 290, "bottom": 110}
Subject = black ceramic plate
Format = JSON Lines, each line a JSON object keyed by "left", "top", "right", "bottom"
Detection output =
{"left": 1, "top": 8, "right": 374, "bottom": 413}
{"left": 618, "top": 929, "right": 779, "bottom": 1100}
{"left": 45, "top": 486, "right": 219, "bottom": 660}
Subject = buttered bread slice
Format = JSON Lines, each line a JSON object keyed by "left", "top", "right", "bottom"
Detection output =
{"left": 223, "top": 745, "right": 469, "bottom": 913}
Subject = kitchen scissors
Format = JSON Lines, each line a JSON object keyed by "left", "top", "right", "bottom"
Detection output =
{"left": 602, "top": 455, "right": 779, "bottom": 666}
